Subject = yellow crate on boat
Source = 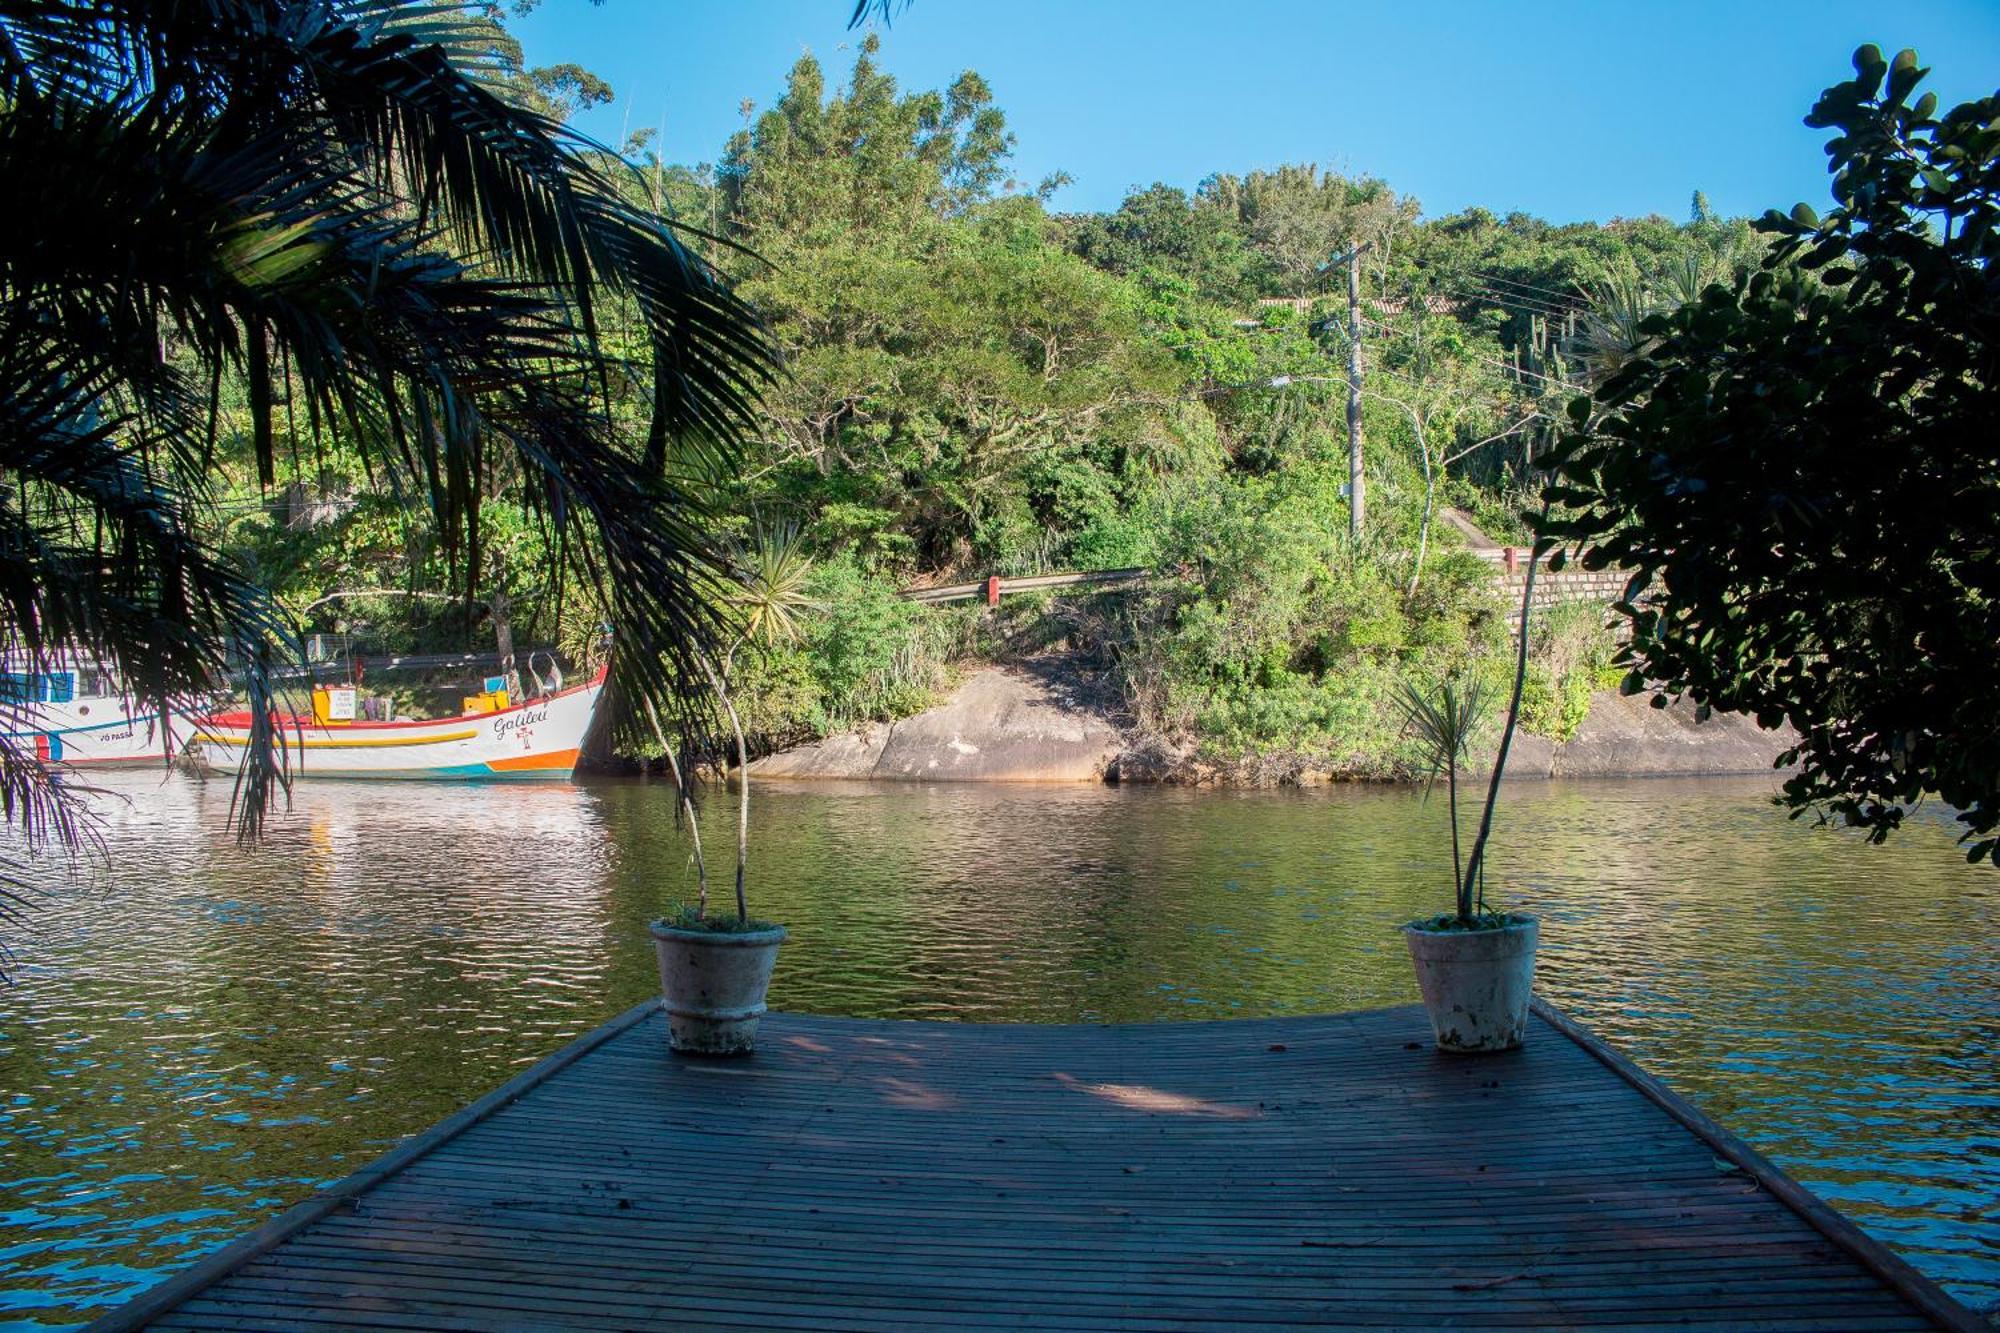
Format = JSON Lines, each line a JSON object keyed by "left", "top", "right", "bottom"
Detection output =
{"left": 312, "top": 685, "right": 357, "bottom": 725}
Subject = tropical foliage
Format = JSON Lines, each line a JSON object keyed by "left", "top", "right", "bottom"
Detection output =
{"left": 0, "top": 0, "right": 776, "bottom": 872}
{"left": 183, "top": 26, "right": 1724, "bottom": 782}
{"left": 1544, "top": 46, "right": 2000, "bottom": 863}
{"left": 1396, "top": 677, "right": 1488, "bottom": 918}
{"left": 3, "top": 1, "right": 1773, "bottom": 927}
{"left": 625, "top": 38, "right": 1728, "bottom": 776}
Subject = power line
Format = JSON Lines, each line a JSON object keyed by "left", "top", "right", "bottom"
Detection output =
{"left": 1411, "top": 267, "right": 1590, "bottom": 309}
{"left": 1438, "top": 276, "right": 1575, "bottom": 321}
{"left": 1469, "top": 271, "right": 1589, "bottom": 306}
{"left": 1467, "top": 352, "right": 1580, "bottom": 391}
{"left": 1370, "top": 319, "right": 1579, "bottom": 391}
{"left": 1157, "top": 276, "right": 1591, "bottom": 404}
{"left": 1350, "top": 313, "right": 1581, "bottom": 393}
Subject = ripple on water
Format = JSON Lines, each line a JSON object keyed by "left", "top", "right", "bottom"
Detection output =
{"left": 0, "top": 771, "right": 1995, "bottom": 1324}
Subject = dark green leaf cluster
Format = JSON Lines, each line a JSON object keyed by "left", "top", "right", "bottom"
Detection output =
{"left": 0, "top": 0, "right": 778, "bottom": 839}
{"left": 660, "top": 903, "right": 781, "bottom": 934}
{"left": 1406, "top": 910, "right": 1531, "bottom": 934}
{"left": 1542, "top": 46, "right": 2000, "bottom": 862}
{"left": 85, "top": 32, "right": 1766, "bottom": 801}
{"left": 657, "top": 40, "right": 1723, "bottom": 774}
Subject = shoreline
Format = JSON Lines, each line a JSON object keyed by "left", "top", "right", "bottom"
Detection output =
{"left": 733, "top": 663, "right": 1795, "bottom": 788}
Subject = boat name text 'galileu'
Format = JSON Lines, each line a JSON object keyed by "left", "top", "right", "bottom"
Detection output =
{"left": 492, "top": 705, "right": 549, "bottom": 740}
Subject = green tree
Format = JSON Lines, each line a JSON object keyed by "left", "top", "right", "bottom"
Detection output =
{"left": 1068, "top": 183, "right": 1252, "bottom": 302}
{"left": 1201, "top": 165, "right": 1418, "bottom": 298}
{"left": 720, "top": 36, "right": 1012, "bottom": 243}
{"left": 716, "top": 46, "right": 1181, "bottom": 580}
{"left": 464, "top": 1, "right": 615, "bottom": 122}
{"left": 1543, "top": 46, "right": 2000, "bottom": 861}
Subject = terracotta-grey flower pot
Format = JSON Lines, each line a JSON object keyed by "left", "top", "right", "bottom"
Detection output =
{"left": 1403, "top": 915, "right": 1538, "bottom": 1053}
{"left": 649, "top": 922, "right": 787, "bottom": 1056}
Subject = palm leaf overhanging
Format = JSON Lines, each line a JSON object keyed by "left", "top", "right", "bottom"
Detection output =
{"left": 0, "top": 3, "right": 778, "bottom": 864}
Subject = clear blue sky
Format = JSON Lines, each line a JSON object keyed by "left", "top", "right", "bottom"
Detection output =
{"left": 512, "top": 1, "right": 2000, "bottom": 224}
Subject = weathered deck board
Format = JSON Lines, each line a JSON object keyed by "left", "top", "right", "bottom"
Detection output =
{"left": 88, "top": 1002, "right": 1982, "bottom": 1331}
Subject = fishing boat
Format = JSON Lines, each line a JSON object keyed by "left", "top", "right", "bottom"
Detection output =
{"left": 0, "top": 652, "right": 186, "bottom": 768}
{"left": 188, "top": 667, "right": 606, "bottom": 782}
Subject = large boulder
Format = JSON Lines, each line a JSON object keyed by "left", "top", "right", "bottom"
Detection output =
{"left": 749, "top": 665, "right": 1125, "bottom": 783}
{"left": 1501, "top": 690, "right": 1794, "bottom": 779}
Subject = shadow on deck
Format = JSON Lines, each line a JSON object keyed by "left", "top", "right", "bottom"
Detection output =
{"left": 87, "top": 1002, "right": 1982, "bottom": 1331}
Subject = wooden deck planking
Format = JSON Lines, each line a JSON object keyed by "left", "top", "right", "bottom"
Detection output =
{"left": 91, "top": 1002, "right": 1982, "bottom": 1332}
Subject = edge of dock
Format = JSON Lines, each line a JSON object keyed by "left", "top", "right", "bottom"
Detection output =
{"left": 82, "top": 998, "right": 1987, "bottom": 1332}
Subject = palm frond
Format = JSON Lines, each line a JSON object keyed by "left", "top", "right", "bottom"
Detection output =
{"left": 1572, "top": 273, "right": 1659, "bottom": 379}
{"left": 0, "top": 1, "right": 781, "bottom": 939}
{"left": 0, "top": 732, "right": 102, "bottom": 982}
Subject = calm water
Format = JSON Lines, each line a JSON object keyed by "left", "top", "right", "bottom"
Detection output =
{"left": 1, "top": 771, "right": 1996, "bottom": 1325}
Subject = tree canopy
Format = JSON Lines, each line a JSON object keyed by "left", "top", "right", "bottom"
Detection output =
{"left": 175, "top": 31, "right": 1754, "bottom": 781}
{"left": 1544, "top": 46, "right": 2000, "bottom": 861}
{"left": 1, "top": 8, "right": 1776, "bottom": 866}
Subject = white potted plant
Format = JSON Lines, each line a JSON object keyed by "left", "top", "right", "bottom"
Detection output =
{"left": 646, "top": 525, "right": 816, "bottom": 1055}
{"left": 647, "top": 666, "right": 785, "bottom": 1057}
{"left": 1396, "top": 552, "right": 1542, "bottom": 1053}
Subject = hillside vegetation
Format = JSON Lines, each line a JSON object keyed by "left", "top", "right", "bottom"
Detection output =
{"left": 217, "top": 36, "right": 1753, "bottom": 778}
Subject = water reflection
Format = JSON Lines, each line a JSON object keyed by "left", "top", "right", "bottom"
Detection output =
{"left": 0, "top": 771, "right": 1994, "bottom": 1324}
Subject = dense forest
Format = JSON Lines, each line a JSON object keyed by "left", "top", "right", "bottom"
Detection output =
{"left": 218, "top": 33, "right": 1761, "bottom": 779}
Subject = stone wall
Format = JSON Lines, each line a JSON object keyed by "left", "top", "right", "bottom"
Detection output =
{"left": 1475, "top": 550, "right": 1634, "bottom": 627}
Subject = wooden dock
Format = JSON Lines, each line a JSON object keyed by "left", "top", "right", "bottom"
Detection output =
{"left": 88, "top": 1001, "right": 1983, "bottom": 1331}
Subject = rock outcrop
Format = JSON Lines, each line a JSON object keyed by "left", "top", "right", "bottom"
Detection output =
{"left": 751, "top": 664, "right": 1794, "bottom": 785}
{"left": 749, "top": 665, "right": 1125, "bottom": 783}
{"left": 1504, "top": 689, "right": 1794, "bottom": 779}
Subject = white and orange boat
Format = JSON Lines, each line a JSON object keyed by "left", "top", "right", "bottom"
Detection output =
{"left": 189, "top": 668, "right": 606, "bottom": 782}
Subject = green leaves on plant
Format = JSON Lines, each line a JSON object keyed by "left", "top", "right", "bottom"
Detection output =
{"left": 1395, "top": 678, "right": 1490, "bottom": 786}
{"left": 1539, "top": 45, "right": 2000, "bottom": 867}
{"left": 1393, "top": 676, "right": 1493, "bottom": 920}
{"left": 0, "top": 0, "right": 780, "bottom": 851}
{"left": 727, "top": 519, "right": 822, "bottom": 651}
{"left": 1885, "top": 49, "right": 1927, "bottom": 107}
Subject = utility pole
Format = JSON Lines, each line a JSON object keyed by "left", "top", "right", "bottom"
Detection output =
{"left": 1319, "top": 243, "right": 1370, "bottom": 542}
{"left": 1344, "top": 245, "right": 1368, "bottom": 542}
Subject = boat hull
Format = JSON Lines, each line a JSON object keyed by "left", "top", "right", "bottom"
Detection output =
{"left": 191, "top": 674, "right": 604, "bottom": 782}
{"left": 3, "top": 652, "right": 195, "bottom": 768}
{"left": 5, "top": 708, "right": 181, "bottom": 768}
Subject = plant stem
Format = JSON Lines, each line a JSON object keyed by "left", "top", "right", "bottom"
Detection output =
{"left": 698, "top": 652, "right": 750, "bottom": 926}
{"left": 1460, "top": 538, "right": 1542, "bottom": 914}
{"left": 643, "top": 696, "right": 708, "bottom": 919}
{"left": 1447, "top": 750, "right": 1465, "bottom": 922}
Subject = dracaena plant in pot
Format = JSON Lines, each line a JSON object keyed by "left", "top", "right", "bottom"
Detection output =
{"left": 646, "top": 524, "right": 815, "bottom": 1056}
{"left": 647, "top": 661, "right": 786, "bottom": 1057}
{"left": 1395, "top": 550, "right": 1543, "bottom": 1054}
